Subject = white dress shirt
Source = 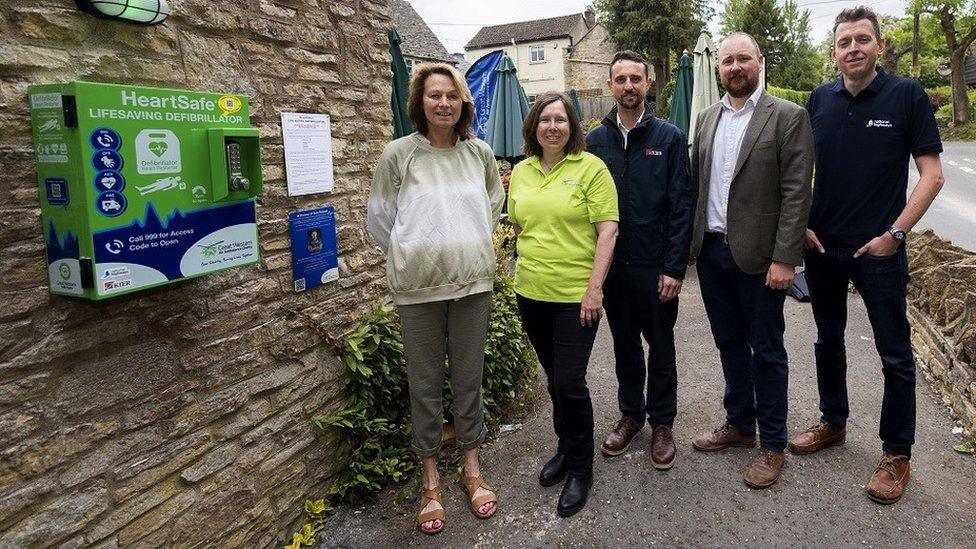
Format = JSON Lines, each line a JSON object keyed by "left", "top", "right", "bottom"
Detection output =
{"left": 706, "top": 85, "right": 764, "bottom": 233}
{"left": 616, "top": 105, "right": 645, "bottom": 149}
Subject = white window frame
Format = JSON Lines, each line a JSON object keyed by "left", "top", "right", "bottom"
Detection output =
{"left": 529, "top": 45, "right": 546, "bottom": 63}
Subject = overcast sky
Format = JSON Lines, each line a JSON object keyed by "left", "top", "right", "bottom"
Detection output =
{"left": 407, "top": 0, "right": 912, "bottom": 54}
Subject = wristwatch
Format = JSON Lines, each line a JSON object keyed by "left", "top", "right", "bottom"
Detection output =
{"left": 887, "top": 227, "right": 907, "bottom": 242}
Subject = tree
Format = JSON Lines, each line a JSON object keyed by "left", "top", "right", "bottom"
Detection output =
{"left": 915, "top": 0, "right": 976, "bottom": 123}
{"left": 779, "top": 0, "right": 823, "bottom": 90}
{"left": 719, "top": 0, "right": 822, "bottom": 90}
{"left": 719, "top": 0, "right": 789, "bottom": 83}
{"left": 594, "top": 0, "right": 714, "bottom": 114}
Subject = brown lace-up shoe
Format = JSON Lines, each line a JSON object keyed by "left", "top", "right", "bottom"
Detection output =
{"left": 601, "top": 416, "right": 642, "bottom": 456}
{"left": 865, "top": 453, "right": 910, "bottom": 504}
{"left": 744, "top": 449, "right": 785, "bottom": 488}
{"left": 788, "top": 421, "right": 846, "bottom": 454}
{"left": 692, "top": 422, "right": 757, "bottom": 452}
{"left": 650, "top": 425, "right": 676, "bottom": 470}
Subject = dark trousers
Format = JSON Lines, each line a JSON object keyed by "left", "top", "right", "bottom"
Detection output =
{"left": 696, "top": 233, "right": 789, "bottom": 452}
{"left": 603, "top": 263, "right": 679, "bottom": 427}
{"left": 804, "top": 245, "right": 915, "bottom": 458}
{"left": 516, "top": 294, "right": 599, "bottom": 479}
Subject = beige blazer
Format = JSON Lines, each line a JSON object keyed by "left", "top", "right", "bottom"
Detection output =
{"left": 690, "top": 91, "right": 814, "bottom": 274}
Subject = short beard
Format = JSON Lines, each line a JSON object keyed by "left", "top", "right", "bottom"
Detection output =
{"left": 723, "top": 77, "right": 758, "bottom": 99}
{"left": 617, "top": 93, "right": 643, "bottom": 110}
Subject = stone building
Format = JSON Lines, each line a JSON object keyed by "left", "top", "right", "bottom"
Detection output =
{"left": 388, "top": 0, "right": 456, "bottom": 71}
{"left": 464, "top": 9, "right": 619, "bottom": 100}
{"left": 0, "top": 1, "right": 391, "bottom": 546}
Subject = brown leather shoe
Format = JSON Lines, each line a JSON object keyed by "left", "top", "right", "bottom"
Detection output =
{"left": 692, "top": 422, "right": 757, "bottom": 452}
{"left": 601, "top": 416, "right": 642, "bottom": 456}
{"left": 743, "top": 449, "right": 785, "bottom": 488}
{"left": 865, "top": 453, "right": 910, "bottom": 504}
{"left": 788, "top": 421, "right": 846, "bottom": 454}
{"left": 650, "top": 425, "right": 676, "bottom": 470}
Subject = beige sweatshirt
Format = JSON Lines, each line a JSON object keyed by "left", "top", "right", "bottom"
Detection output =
{"left": 367, "top": 133, "right": 505, "bottom": 305}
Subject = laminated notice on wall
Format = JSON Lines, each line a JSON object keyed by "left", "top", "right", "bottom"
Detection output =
{"left": 289, "top": 206, "right": 338, "bottom": 292}
{"left": 281, "top": 112, "right": 335, "bottom": 196}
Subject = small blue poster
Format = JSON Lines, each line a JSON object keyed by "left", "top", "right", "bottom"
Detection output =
{"left": 289, "top": 206, "right": 338, "bottom": 292}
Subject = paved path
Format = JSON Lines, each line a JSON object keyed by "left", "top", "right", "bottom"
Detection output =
{"left": 317, "top": 270, "right": 976, "bottom": 548}
{"left": 910, "top": 141, "right": 976, "bottom": 252}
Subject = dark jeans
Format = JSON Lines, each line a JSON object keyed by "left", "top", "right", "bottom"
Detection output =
{"left": 604, "top": 263, "right": 679, "bottom": 428}
{"left": 516, "top": 294, "right": 599, "bottom": 479}
{"left": 804, "top": 245, "right": 915, "bottom": 458}
{"left": 696, "top": 233, "right": 789, "bottom": 452}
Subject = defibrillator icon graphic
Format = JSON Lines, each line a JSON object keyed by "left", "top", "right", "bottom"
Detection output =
{"left": 135, "top": 129, "right": 182, "bottom": 174}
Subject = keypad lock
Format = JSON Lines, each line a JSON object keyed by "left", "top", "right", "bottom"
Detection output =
{"left": 226, "top": 140, "right": 250, "bottom": 191}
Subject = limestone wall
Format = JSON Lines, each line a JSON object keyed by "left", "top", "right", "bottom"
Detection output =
{"left": 907, "top": 231, "right": 976, "bottom": 437}
{"left": 565, "top": 24, "right": 616, "bottom": 96}
{"left": 0, "top": 1, "right": 390, "bottom": 546}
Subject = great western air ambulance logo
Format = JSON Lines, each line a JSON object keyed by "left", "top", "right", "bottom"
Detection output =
{"left": 218, "top": 95, "right": 242, "bottom": 116}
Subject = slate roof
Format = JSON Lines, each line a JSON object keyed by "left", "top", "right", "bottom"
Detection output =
{"left": 388, "top": 0, "right": 455, "bottom": 63}
{"left": 465, "top": 13, "right": 582, "bottom": 50}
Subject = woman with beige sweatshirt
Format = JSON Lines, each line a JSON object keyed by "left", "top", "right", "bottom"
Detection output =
{"left": 367, "top": 63, "right": 505, "bottom": 535}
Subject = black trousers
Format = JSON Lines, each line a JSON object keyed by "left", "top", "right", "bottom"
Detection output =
{"left": 516, "top": 294, "right": 599, "bottom": 479}
{"left": 696, "top": 233, "right": 789, "bottom": 452}
{"left": 603, "top": 263, "right": 679, "bottom": 427}
{"left": 804, "top": 245, "right": 916, "bottom": 458}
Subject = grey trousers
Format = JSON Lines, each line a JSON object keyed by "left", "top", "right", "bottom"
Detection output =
{"left": 398, "top": 292, "right": 491, "bottom": 457}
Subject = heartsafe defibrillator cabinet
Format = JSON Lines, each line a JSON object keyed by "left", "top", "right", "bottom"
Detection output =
{"left": 28, "top": 81, "right": 263, "bottom": 300}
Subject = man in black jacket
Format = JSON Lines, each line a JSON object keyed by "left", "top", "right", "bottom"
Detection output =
{"left": 586, "top": 50, "right": 694, "bottom": 470}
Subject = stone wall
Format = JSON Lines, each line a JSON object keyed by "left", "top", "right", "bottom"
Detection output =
{"left": 907, "top": 230, "right": 976, "bottom": 437}
{"left": 0, "top": 1, "right": 391, "bottom": 546}
{"left": 565, "top": 24, "right": 616, "bottom": 97}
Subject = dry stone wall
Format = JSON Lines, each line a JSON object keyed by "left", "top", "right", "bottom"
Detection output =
{"left": 907, "top": 230, "right": 976, "bottom": 437}
{"left": 0, "top": 1, "right": 391, "bottom": 546}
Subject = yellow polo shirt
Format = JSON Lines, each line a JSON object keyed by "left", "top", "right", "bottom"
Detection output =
{"left": 508, "top": 151, "right": 618, "bottom": 302}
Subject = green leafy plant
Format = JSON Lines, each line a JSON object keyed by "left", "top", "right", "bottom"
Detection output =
{"left": 288, "top": 232, "right": 538, "bottom": 546}
{"left": 767, "top": 85, "right": 811, "bottom": 107}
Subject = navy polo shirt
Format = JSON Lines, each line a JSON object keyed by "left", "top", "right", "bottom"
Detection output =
{"left": 806, "top": 68, "right": 942, "bottom": 247}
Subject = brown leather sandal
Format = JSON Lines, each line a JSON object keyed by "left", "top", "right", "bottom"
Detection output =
{"left": 416, "top": 486, "right": 445, "bottom": 535}
{"left": 460, "top": 474, "right": 498, "bottom": 519}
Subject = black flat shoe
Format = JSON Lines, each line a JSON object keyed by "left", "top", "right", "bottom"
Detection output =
{"left": 557, "top": 475, "right": 592, "bottom": 517}
{"left": 539, "top": 453, "right": 568, "bottom": 487}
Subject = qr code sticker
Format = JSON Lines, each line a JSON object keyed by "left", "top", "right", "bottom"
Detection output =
{"left": 294, "top": 278, "right": 306, "bottom": 292}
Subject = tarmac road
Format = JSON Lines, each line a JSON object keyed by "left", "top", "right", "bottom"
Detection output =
{"left": 315, "top": 269, "right": 976, "bottom": 548}
{"left": 910, "top": 141, "right": 976, "bottom": 252}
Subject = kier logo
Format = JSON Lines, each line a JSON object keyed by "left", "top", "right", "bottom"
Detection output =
{"left": 644, "top": 147, "right": 663, "bottom": 156}
{"left": 103, "top": 279, "right": 133, "bottom": 292}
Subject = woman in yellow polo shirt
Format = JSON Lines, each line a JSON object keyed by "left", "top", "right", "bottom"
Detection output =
{"left": 507, "top": 91, "right": 618, "bottom": 518}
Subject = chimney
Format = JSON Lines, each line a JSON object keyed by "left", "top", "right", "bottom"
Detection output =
{"left": 584, "top": 7, "right": 596, "bottom": 29}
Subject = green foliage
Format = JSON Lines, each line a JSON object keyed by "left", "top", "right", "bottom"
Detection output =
{"left": 720, "top": 0, "right": 822, "bottom": 90}
{"left": 283, "top": 499, "right": 333, "bottom": 549}
{"left": 595, "top": 0, "right": 714, "bottom": 113}
{"left": 767, "top": 85, "right": 811, "bottom": 107}
{"left": 288, "top": 235, "right": 539, "bottom": 546}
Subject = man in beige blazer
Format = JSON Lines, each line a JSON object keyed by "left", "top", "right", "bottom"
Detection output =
{"left": 688, "top": 32, "right": 813, "bottom": 488}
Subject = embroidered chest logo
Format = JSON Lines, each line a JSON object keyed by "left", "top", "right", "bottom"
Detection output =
{"left": 866, "top": 119, "right": 892, "bottom": 128}
{"left": 561, "top": 178, "right": 580, "bottom": 186}
{"left": 644, "top": 147, "right": 663, "bottom": 156}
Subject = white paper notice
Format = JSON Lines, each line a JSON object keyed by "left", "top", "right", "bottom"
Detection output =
{"left": 281, "top": 112, "right": 335, "bottom": 196}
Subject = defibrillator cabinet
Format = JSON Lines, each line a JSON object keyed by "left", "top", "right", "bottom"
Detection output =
{"left": 28, "top": 81, "right": 263, "bottom": 299}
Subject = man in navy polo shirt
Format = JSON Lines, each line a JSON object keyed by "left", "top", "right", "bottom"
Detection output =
{"left": 789, "top": 6, "right": 945, "bottom": 504}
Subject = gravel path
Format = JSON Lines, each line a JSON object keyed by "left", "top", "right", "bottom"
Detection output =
{"left": 316, "top": 269, "right": 976, "bottom": 548}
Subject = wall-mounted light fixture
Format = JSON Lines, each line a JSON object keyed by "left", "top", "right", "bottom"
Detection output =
{"left": 74, "top": 0, "right": 170, "bottom": 25}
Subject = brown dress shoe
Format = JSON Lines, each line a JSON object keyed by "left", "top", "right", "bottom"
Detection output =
{"left": 692, "top": 422, "right": 757, "bottom": 452}
{"left": 650, "top": 425, "right": 676, "bottom": 470}
{"left": 744, "top": 449, "right": 785, "bottom": 488}
{"left": 865, "top": 453, "right": 910, "bottom": 504}
{"left": 788, "top": 421, "right": 846, "bottom": 454}
{"left": 601, "top": 416, "right": 642, "bottom": 456}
